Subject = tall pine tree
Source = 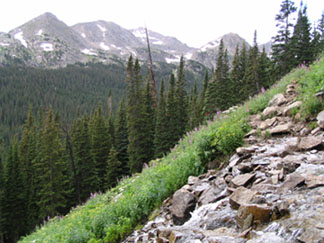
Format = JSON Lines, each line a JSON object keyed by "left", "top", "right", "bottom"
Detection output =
{"left": 271, "top": 0, "right": 297, "bottom": 78}
{"left": 154, "top": 80, "right": 170, "bottom": 158}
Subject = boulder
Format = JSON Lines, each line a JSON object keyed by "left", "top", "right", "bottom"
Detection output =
{"left": 277, "top": 173, "right": 305, "bottom": 193}
{"left": 305, "top": 174, "right": 324, "bottom": 188}
{"left": 236, "top": 204, "right": 272, "bottom": 228}
{"left": 317, "top": 110, "right": 324, "bottom": 129}
{"left": 268, "top": 122, "right": 292, "bottom": 135}
{"left": 229, "top": 187, "right": 258, "bottom": 210}
{"left": 298, "top": 136, "right": 323, "bottom": 151}
{"left": 262, "top": 106, "right": 278, "bottom": 118}
{"left": 231, "top": 173, "right": 255, "bottom": 188}
{"left": 198, "top": 186, "right": 226, "bottom": 206}
{"left": 283, "top": 101, "right": 302, "bottom": 115}
{"left": 171, "top": 188, "right": 196, "bottom": 225}
{"left": 259, "top": 117, "right": 277, "bottom": 130}
{"left": 268, "top": 93, "right": 287, "bottom": 107}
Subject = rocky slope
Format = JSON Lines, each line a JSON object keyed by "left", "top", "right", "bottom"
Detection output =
{"left": 123, "top": 83, "right": 324, "bottom": 242}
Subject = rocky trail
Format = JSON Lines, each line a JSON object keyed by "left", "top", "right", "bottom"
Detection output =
{"left": 124, "top": 83, "right": 324, "bottom": 243}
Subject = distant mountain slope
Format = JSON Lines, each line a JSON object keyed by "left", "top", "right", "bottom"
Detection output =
{"left": 191, "top": 33, "right": 251, "bottom": 68}
{"left": 0, "top": 12, "right": 270, "bottom": 68}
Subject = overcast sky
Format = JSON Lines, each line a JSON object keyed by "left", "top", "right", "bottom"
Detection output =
{"left": 0, "top": 0, "right": 323, "bottom": 47}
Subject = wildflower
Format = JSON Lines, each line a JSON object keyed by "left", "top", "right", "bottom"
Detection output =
{"left": 261, "top": 87, "right": 265, "bottom": 93}
{"left": 246, "top": 107, "right": 249, "bottom": 113}
{"left": 143, "top": 163, "right": 149, "bottom": 169}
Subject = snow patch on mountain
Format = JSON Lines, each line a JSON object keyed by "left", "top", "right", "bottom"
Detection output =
{"left": 132, "top": 29, "right": 146, "bottom": 39}
{"left": 14, "top": 31, "right": 28, "bottom": 48}
{"left": 40, "top": 43, "right": 54, "bottom": 52}
{"left": 200, "top": 38, "right": 221, "bottom": 52}
{"left": 36, "top": 29, "right": 43, "bottom": 36}
{"left": 0, "top": 43, "right": 10, "bottom": 47}
{"left": 185, "top": 53, "right": 193, "bottom": 59}
{"left": 81, "top": 48, "right": 97, "bottom": 56}
{"left": 81, "top": 33, "right": 86, "bottom": 38}
{"left": 97, "top": 24, "right": 106, "bottom": 32}
{"left": 100, "top": 42, "right": 110, "bottom": 50}
{"left": 166, "top": 56, "right": 180, "bottom": 63}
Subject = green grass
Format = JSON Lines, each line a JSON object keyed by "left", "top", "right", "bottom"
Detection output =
{"left": 20, "top": 55, "right": 324, "bottom": 243}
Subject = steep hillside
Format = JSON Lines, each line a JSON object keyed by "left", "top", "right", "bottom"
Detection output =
{"left": 20, "top": 53, "right": 324, "bottom": 243}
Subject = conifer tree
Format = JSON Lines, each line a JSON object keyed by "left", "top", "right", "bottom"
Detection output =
{"left": 90, "top": 105, "right": 110, "bottom": 191}
{"left": 258, "top": 47, "right": 273, "bottom": 89}
{"left": 214, "top": 39, "right": 231, "bottom": 110}
{"left": 36, "top": 108, "right": 69, "bottom": 219}
{"left": 127, "top": 58, "right": 147, "bottom": 173}
{"left": 71, "top": 115, "right": 99, "bottom": 202}
{"left": 19, "top": 106, "right": 38, "bottom": 232}
{"left": 0, "top": 150, "right": 4, "bottom": 243}
{"left": 188, "top": 81, "right": 200, "bottom": 130}
{"left": 166, "top": 73, "right": 179, "bottom": 148}
{"left": 204, "top": 77, "right": 217, "bottom": 120}
{"left": 114, "top": 99, "right": 129, "bottom": 175}
{"left": 242, "top": 31, "right": 260, "bottom": 99}
{"left": 175, "top": 56, "right": 188, "bottom": 138}
{"left": 142, "top": 78, "right": 155, "bottom": 162}
{"left": 199, "top": 70, "right": 209, "bottom": 123}
{"left": 105, "top": 146, "right": 122, "bottom": 189}
{"left": 271, "top": 0, "right": 297, "bottom": 78}
{"left": 2, "top": 138, "right": 27, "bottom": 242}
{"left": 230, "top": 44, "right": 242, "bottom": 105}
{"left": 290, "top": 4, "right": 312, "bottom": 66}
{"left": 154, "top": 80, "right": 169, "bottom": 158}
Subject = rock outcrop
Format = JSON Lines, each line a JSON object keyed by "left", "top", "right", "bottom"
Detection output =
{"left": 123, "top": 83, "right": 324, "bottom": 243}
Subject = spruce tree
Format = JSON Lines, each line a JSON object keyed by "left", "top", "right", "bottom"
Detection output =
{"left": 154, "top": 80, "right": 169, "bottom": 158}
{"left": 230, "top": 44, "right": 242, "bottom": 105}
{"left": 0, "top": 151, "right": 4, "bottom": 243}
{"left": 2, "top": 138, "right": 27, "bottom": 242}
{"left": 242, "top": 31, "right": 260, "bottom": 99}
{"left": 175, "top": 56, "right": 188, "bottom": 138}
{"left": 166, "top": 73, "right": 179, "bottom": 148}
{"left": 214, "top": 39, "right": 231, "bottom": 110}
{"left": 199, "top": 70, "right": 209, "bottom": 123}
{"left": 127, "top": 58, "right": 147, "bottom": 173}
{"left": 90, "top": 106, "right": 110, "bottom": 191}
{"left": 114, "top": 99, "right": 129, "bottom": 175}
{"left": 204, "top": 77, "right": 217, "bottom": 120}
{"left": 290, "top": 4, "right": 312, "bottom": 66}
{"left": 142, "top": 78, "right": 155, "bottom": 162}
{"left": 271, "top": 0, "right": 297, "bottom": 78}
{"left": 258, "top": 47, "right": 273, "bottom": 89}
{"left": 36, "top": 108, "right": 69, "bottom": 219}
{"left": 188, "top": 81, "right": 200, "bottom": 130}
{"left": 71, "top": 115, "right": 99, "bottom": 202}
{"left": 19, "top": 106, "right": 38, "bottom": 232}
{"left": 105, "top": 146, "right": 122, "bottom": 189}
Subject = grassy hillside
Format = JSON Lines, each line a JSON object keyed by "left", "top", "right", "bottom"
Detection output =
{"left": 20, "top": 55, "right": 324, "bottom": 242}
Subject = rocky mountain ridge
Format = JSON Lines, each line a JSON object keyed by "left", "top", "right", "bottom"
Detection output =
{"left": 0, "top": 12, "right": 270, "bottom": 68}
{"left": 124, "top": 83, "right": 324, "bottom": 242}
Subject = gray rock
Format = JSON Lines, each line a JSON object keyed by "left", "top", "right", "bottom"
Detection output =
{"left": 298, "top": 136, "right": 323, "bottom": 151}
{"left": 277, "top": 173, "right": 305, "bottom": 193}
{"left": 283, "top": 101, "right": 302, "bottom": 115}
{"left": 262, "top": 106, "right": 278, "bottom": 118}
{"left": 268, "top": 93, "right": 287, "bottom": 107}
{"left": 231, "top": 173, "right": 255, "bottom": 188}
{"left": 229, "top": 186, "right": 257, "bottom": 210}
{"left": 268, "top": 122, "right": 293, "bottom": 135}
{"left": 171, "top": 188, "right": 196, "bottom": 225}
{"left": 198, "top": 186, "right": 226, "bottom": 206}
{"left": 236, "top": 204, "right": 272, "bottom": 228}
{"left": 317, "top": 110, "right": 324, "bottom": 129}
{"left": 259, "top": 117, "right": 277, "bottom": 130}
